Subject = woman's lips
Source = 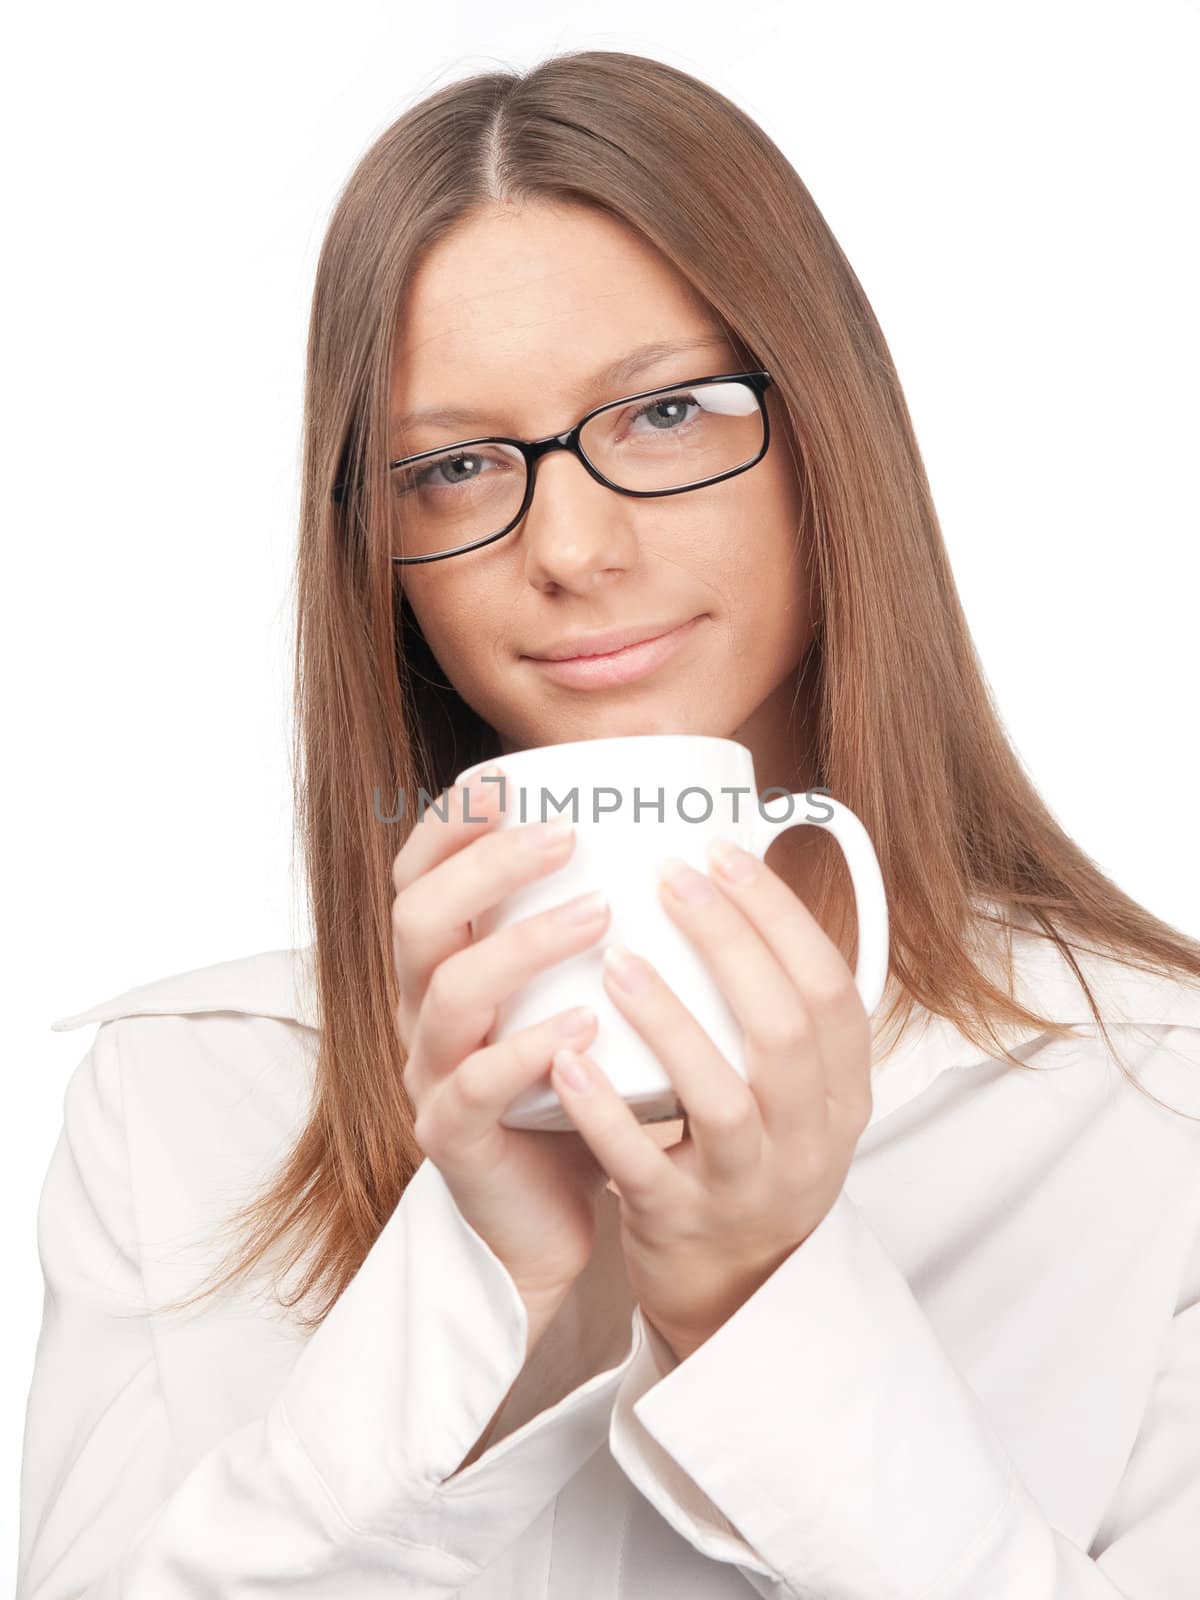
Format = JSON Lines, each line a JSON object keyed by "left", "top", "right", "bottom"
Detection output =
{"left": 524, "top": 614, "right": 706, "bottom": 688}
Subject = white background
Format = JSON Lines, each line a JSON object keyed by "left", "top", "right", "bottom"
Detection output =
{"left": 4, "top": 0, "right": 1197, "bottom": 1582}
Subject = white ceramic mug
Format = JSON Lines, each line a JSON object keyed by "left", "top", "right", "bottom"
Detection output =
{"left": 453, "top": 734, "right": 888, "bottom": 1131}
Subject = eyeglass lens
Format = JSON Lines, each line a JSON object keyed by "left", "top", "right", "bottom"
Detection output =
{"left": 388, "top": 377, "right": 764, "bottom": 561}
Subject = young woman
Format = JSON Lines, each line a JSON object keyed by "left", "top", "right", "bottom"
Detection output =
{"left": 18, "top": 49, "right": 1200, "bottom": 1600}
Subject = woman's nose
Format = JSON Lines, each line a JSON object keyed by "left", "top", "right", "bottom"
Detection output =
{"left": 519, "top": 453, "right": 639, "bottom": 590}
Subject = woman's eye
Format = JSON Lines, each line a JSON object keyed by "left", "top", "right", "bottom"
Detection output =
{"left": 394, "top": 452, "right": 493, "bottom": 496}
{"left": 426, "top": 453, "right": 484, "bottom": 487}
{"left": 630, "top": 394, "right": 699, "bottom": 431}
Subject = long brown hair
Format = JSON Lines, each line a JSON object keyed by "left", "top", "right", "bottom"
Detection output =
{"left": 160, "top": 48, "right": 1200, "bottom": 1330}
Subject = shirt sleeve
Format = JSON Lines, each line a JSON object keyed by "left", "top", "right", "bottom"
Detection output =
{"left": 18, "top": 1019, "right": 646, "bottom": 1599}
{"left": 608, "top": 1184, "right": 1200, "bottom": 1599}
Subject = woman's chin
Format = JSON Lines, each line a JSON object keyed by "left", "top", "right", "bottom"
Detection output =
{"left": 514, "top": 700, "right": 720, "bottom": 746}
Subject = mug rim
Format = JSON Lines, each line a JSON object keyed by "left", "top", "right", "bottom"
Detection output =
{"left": 453, "top": 733, "right": 750, "bottom": 790}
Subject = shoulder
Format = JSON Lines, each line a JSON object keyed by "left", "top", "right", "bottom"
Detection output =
{"left": 1018, "top": 925, "right": 1200, "bottom": 1023}
{"left": 47, "top": 947, "right": 322, "bottom": 1195}
{"left": 961, "top": 902, "right": 1200, "bottom": 1038}
{"left": 1001, "top": 917, "right": 1200, "bottom": 1119}
{"left": 37, "top": 952, "right": 328, "bottom": 1356}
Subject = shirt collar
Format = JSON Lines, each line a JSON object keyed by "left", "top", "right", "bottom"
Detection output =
{"left": 866, "top": 903, "right": 1200, "bottom": 1125}
{"left": 51, "top": 912, "right": 1200, "bottom": 1130}
{"left": 49, "top": 944, "right": 321, "bottom": 1034}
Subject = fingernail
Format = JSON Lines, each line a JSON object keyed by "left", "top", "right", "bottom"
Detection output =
{"left": 525, "top": 819, "right": 574, "bottom": 851}
{"left": 556, "top": 1006, "right": 596, "bottom": 1037}
{"left": 602, "top": 943, "right": 649, "bottom": 994}
{"left": 467, "top": 762, "right": 506, "bottom": 807}
{"left": 707, "top": 838, "right": 759, "bottom": 883}
{"left": 552, "top": 1048, "right": 592, "bottom": 1094}
{"left": 658, "top": 856, "right": 715, "bottom": 905}
{"left": 556, "top": 889, "right": 608, "bottom": 926}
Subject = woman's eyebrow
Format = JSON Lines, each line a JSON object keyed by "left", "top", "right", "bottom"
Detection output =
{"left": 390, "top": 332, "right": 732, "bottom": 436}
{"left": 572, "top": 332, "right": 732, "bottom": 399}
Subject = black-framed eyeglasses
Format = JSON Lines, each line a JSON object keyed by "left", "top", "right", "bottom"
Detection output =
{"left": 332, "top": 368, "right": 774, "bottom": 565}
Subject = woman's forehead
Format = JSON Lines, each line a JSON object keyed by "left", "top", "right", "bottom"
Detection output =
{"left": 391, "top": 202, "right": 724, "bottom": 387}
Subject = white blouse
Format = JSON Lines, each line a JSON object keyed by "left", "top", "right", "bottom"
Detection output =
{"left": 17, "top": 915, "right": 1200, "bottom": 1598}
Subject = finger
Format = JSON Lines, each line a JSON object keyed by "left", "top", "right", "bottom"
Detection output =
{"left": 413, "top": 1004, "right": 599, "bottom": 1157}
{"left": 391, "top": 767, "right": 507, "bottom": 894}
{"left": 392, "top": 816, "right": 580, "bottom": 1000}
{"left": 657, "top": 856, "right": 825, "bottom": 1137}
{"left": 408, "top": 888, "right": 611, "bottom": 1086}
{"left": 390, "top": 771, "right": 505, "bottom": 1021}
{"left": 599, "top": 943, "right": 761, "bottom": 1178}
{"left": 703, "top": 838, "right": 872, "bottom": 1122}
{"left": 549, "top": 1048, "right": 679, "bottom": 1212}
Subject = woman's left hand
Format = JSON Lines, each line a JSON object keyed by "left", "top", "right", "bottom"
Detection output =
{"left": 550, "top": 837, "right": 875, "bottom": 1365}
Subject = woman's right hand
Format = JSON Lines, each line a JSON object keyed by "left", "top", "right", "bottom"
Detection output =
{"left": 391, "top": 765, "right": 613, "bottom": 1317}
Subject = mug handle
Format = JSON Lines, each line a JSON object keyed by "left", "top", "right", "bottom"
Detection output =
{"left": 747, "top": 792, "right": 889, "bottom": 1015}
